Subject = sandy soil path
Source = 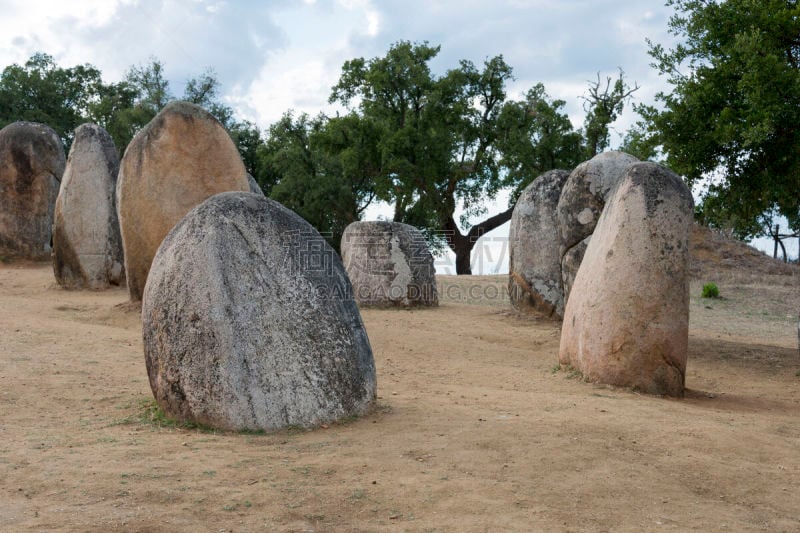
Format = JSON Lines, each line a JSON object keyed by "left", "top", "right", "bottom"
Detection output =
{"left": 1, "top": 264, "right": 798, "bottom": 531}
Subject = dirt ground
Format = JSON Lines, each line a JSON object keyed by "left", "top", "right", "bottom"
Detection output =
{"left": 1, "top": 258, "right": 798, "bottom": 531}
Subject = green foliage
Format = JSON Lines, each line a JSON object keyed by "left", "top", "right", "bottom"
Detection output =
{"left": 498, "top": 83, "right": 585, "bottom": 203}
{"left": 93, "top": 58, "right": 239, "bottom": 152}
{"left": 262, "top": 111, "right": 378, "bottom": 251}
{"left": 1, "top": 52, "right": 255, "bottom": 160}
{"left": 0, "top": 46, "right": 638, "bottom": 269}
{"left": 641, "top": 0, "right": 800, "bottom": 239}
{"left": 328, "top": 41, "right": 586, "bottom": 273}
{"left": 0, "top": 52, "right": 103, "bottom": 147}
{"left": 619, "top": 116, "right": 660, "bottom": 161}
{"left": 581, "top": 69, "right": 639, "bottom": 157}
{"left": 701, "top": 282, "right": 720, "bottom": 299}
{"left": 228, "top": 120, "right": 271, "bottom": 185}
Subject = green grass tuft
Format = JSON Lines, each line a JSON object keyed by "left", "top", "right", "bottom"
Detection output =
{"left": 137, "top": 399, "right": 218, "bottom": 433}
{"left": 701, "top": 282, "right": 720, "bottom": 298}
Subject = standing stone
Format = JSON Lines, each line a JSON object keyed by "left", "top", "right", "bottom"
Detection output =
{"left": 53, "top": 124, "right": 124, "bottom": 289}
{"left": 508, "top": 170, "right": 570, "bottom": 318}
{"left": 0, "top": 122, "right": 65, "bottom": 260}
{"left": 341, "top": 221, "right": 438, "bottom": 307}
{"left": 142, "top": 192, "right": 376, "bottom": 431}
{"left": 559, "top": 162, "right": 693, "bottom": 396}
{"left": 247, "top": 173, "right": 264, "bottom": 195}
{"left": 116, "top": 101, "right": 249, "bottom": 301}
{"left": 557, "top": 151, "right": 639, "bottom": 303}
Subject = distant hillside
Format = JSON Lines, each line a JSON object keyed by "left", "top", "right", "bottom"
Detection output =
{"left": 690, "top": 223, "right": 797, "bottom": 280}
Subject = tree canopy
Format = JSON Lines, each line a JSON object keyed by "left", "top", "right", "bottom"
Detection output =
{"left": 0, "top": 54, "right": 261, "bottom": 161}
{"left": 321, "top": 41, "right": 588, "bottom": 273}
{"left": 0, "top": 46, "right": 639, "bottom": 272}
{"left": 0, "top": 53, "right": 103, "bottom": 146}
{"left": 638, "top": 0, "right": 800, "bottom": 239}
{"left": 259, "top": 111, "right": 379, "bottom": 251}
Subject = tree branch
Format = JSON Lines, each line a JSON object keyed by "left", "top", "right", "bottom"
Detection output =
{"left": 466, "top": 206, "right": 514, "bottom": 242}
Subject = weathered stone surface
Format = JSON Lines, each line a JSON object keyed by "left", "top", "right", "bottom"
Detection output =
{"left": 508, "top": 169, "right": 570, "bottom": 318}
{"left": 247, "top": 173, "right": 264, "bottom": 195}
{"left": 557, "top": 151, "right": 639, "bottom": 302}
{"left": 53, "top": 124, "right": 124, "bottom": 289}
{"left": 0, "top": 121, "right": 65, "bottom": 260}
{"left": 341, "top": 221, "right": 438, "bottom": 307}
{"left": 116, "top": 101, "right": 248, "bottom": 301}
{"left": 559, "top": 162, "right": 693, "bottom": 396}
{"left": 142, "top": 191, "right": 377, "bottom": 431}
{"left": 560, "top": 236, "right": 589, "bottom": 303}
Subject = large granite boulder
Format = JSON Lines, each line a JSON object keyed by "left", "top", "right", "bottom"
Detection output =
{"left": 341, "top": 221, "right": 438, "bottom": 307}
{"left": 53, "top": 124, "right": 124, "bottom": 289}
{"left": 558, "top": 162, "right": 693, "bottom": 396}
{"left": 508, "top": 170, "right": 570, "bottom": 318}
{"left": 557, "top": 151, "right": 639, "bottom": 303}
{"left": 0, "top": 122, "right": 65, "bottom": 260}
{"left": 142, "top": 192, "right": 377, "bottom": 431}
{"left": 116, "top": 101, "right": 249, "bottom": 301}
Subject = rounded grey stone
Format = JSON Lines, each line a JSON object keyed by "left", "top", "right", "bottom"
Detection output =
{"left": 557, "top": 151, "right": 639, "bottom": 303}
{"left": 247, "top": 173, "right": 264, "bottom": 195}
{"left": 142, "top": 192, "right": 377, "bottom": 431}
{"left": 341, "top": 221, "right": 438, "bottom": 307}
{"left": 508, "top": 169, "right": 570, "bottom": 318}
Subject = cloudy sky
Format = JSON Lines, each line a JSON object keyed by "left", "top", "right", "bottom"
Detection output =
{"left": 0, "top": 0, "right": 675, "bottom": 128}
{"left": 1, "top": 0, "right": 788, "bottom": 270}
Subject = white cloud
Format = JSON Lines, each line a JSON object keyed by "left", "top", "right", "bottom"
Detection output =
{"left": 0, "top": 0, "right": 691, "bottom": 271}
{"left": 0, "top": 0, "right": 287, "bottom": 89}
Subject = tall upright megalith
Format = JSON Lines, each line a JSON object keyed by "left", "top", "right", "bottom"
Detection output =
{"left": 341, "top": 221, "right": 438, "bottom": 307}
{"left": 508, "top": 169, "right": 570, "bottom": 318}
{"left": 0, "top": 122, "right": 65, "bottom": 260}
{"left": 142, "top": 192, "right": 377, "bottom": 431}
{"left": 116, "top": 101, "right": 249, "bottom": 301}
{"left": 559, "top": 162, "right": 693, "bottom": 396}
{"left": 53, "top": 124, "right": 124, "bottom": 288}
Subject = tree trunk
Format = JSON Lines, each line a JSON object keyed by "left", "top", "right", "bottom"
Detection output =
{"left": 778, "top": 237, "right": 787, "bottom": 262}
{"left": 773, "top": 224, "right": 779, "bottom": 259}
{"left": 454, "top": 241, "right": 473, "bottom": 275}
{"left": 443, "top": 207, "right": 514, "bottom": 275}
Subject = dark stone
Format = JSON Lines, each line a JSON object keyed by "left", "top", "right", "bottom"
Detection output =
{"left": 0, "top": 122, "right": 65, "bottom": 260}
